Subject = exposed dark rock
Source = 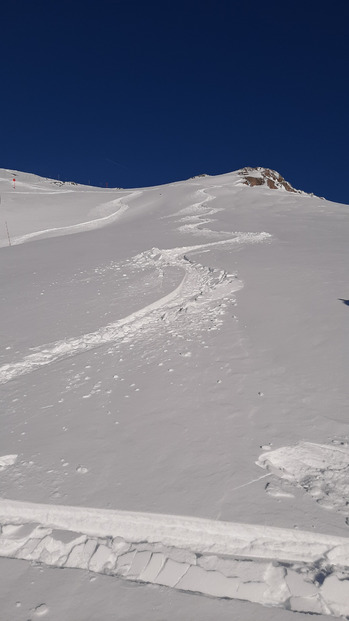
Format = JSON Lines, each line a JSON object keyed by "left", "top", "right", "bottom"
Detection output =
{"left": 239, "top": 167, "right": 301, "bottom": 193}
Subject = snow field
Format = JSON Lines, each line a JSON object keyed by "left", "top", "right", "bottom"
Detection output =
{"left": 2, "top": 167, "right": 349, "bottom": 619}
{"left": 2, "top": 191, "right": 141, "bottom": 247}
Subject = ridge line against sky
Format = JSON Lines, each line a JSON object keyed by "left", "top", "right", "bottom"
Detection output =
{"left": 1, "top": 0, "right": 348, "bottom": 204}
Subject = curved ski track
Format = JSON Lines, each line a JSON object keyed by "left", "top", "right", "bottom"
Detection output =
{"left": 0, "top": 232, "right": 270, "bottom": 385}
{"left": 5, "top": 190, "right": 141, "bottom": 247}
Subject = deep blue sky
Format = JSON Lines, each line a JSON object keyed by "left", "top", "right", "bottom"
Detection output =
{"left": 1, "top": 0, "right": 348, "bottom": 202}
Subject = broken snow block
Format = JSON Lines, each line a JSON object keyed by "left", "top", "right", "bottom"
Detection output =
{"left": 65, "top": 539, "right": 97, "bottom": 570}
{"left": 285, "top": 570, "right": 318, "bottom": 598}
{"left": 263, "top": 564, "right": 290, "bottom": 605}
{"left": 115, "top": 550, "right": 137, "bottom": 576}
{"left": 156, "top": 559, "right": 190, "bottom": 587}
{"left": 127, "top": 551, "right": 152, "bottom": 579}
{"left": 89, "top": 544, "right": 117, "bottom": 573}
{"left": 321, "top": 574, "right": 349, "bottom": 617}
{"left": 289, "top": 596, "right": 323, "bottom": 614}
{"left": 177, "top": 565, "right": 239, "bottom": 598}
{"left": 139, "top": 553, "right": 166, "bottom": 583}
{"left": 236, "top": 581, "right": 268, "bottom": 604}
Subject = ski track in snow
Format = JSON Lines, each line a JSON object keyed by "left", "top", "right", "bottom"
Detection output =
{"left": 2, "top": 190, "right": 141, "bottom": 247}
{"left": 0, "top": 232, "right": 270, "bottom": 385}
{"left": 166, "top": 186, "right": 228, "bottom": 238}
{"left": 0, "top": 497, "right": 349, "bottom": 617}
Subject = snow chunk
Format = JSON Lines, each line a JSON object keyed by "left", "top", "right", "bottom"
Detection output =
{"left": 258, "top": 441, "right": 349, "bottom": 515}
{"left": 33, "top": 604, "right": 49, "bottom": 617}
{"left": 321, "top": 574, "right": 349, "bottom": 617}
{"left": 177, "top": 565, "right": 239, "bottom": 598}
{"left": 0, "top": 455, "right": 17, "bottom": 470}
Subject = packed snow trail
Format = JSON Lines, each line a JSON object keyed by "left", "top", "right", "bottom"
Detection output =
{"left": 0, "top": 233, "right": 270, "bottom": 384}
{"left": 3, "top": 191, "right": 141, "bottom": 247}
{"left": 167, "top": 186, "right": 225, "bottom": 237}
{"left": 0, "top": 497, "right": 349, "bottom": 617}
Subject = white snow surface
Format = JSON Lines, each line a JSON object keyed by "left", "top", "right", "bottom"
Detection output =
{"left": 258, "top": 441, "right": 349, "bottom": 516}
{"left": 0, "top": 455, "right": 18, "bottom": 471}
{"left": 1, "top": 167, "right": 349, "bottom": 620}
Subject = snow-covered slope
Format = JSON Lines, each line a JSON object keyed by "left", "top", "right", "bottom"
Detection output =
{"left": 0, "top": 167, "right": 349, "bottom": 620}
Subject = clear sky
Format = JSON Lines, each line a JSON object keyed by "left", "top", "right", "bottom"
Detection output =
{"left": 1, "top": 0, "right": 348, "bottom": 203}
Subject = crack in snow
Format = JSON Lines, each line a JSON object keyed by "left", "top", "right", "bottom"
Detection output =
{"left": 0, "top": 496, "right": 348, "bottom": 617}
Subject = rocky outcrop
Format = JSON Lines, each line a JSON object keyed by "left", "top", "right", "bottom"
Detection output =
{"left": 239, "top": 167, "right": 301, "bottom": 193}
